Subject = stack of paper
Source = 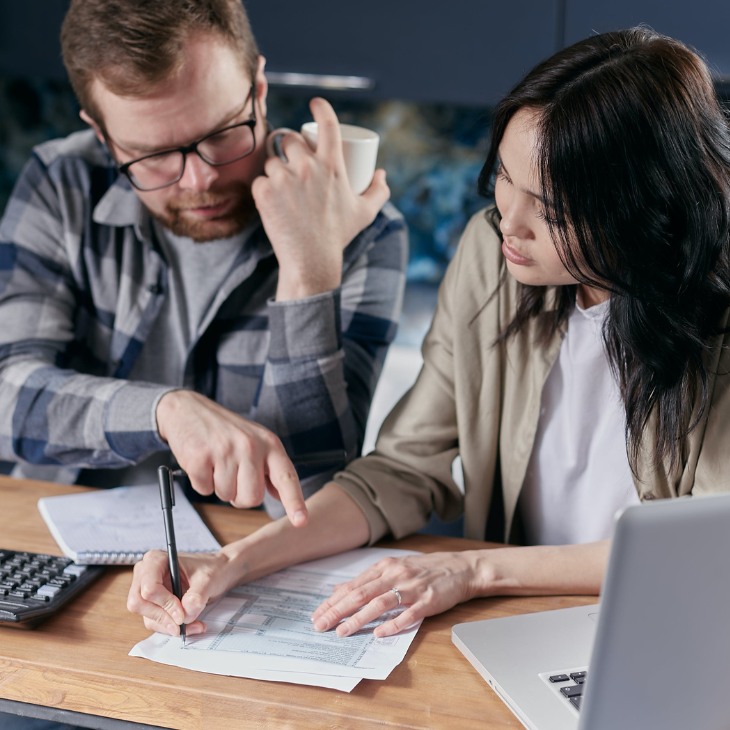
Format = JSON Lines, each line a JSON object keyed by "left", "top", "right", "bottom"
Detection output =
{"left": 130, "top": 547, "right": 423, "bottom": 692}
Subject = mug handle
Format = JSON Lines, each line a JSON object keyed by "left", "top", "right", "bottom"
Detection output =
{"left": 265, "top": 127, "right": 296, "bottom": 161}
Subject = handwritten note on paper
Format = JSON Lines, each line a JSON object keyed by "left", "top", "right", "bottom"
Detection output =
{"left": 130, "top": 547, "right": 423, "bottom": 692}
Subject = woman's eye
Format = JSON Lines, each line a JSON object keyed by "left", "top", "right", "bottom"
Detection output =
{"left": 496, "top": 165, "right": 511, "bottom": 184}
{"left": 536, "top": 209, "right": 558, "bottom": 224}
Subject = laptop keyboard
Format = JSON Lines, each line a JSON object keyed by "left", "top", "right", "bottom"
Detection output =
{"left": 548, "top": 671, "right": 588, "bottom": 711}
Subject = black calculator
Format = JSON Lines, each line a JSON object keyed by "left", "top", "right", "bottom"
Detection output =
{"left": 0, "top": 549, "right": 105, "bottom": 628}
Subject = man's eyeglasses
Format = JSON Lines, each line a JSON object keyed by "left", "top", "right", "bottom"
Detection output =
{"left": 117, "top": 85, "right": 257, "bottom": 191}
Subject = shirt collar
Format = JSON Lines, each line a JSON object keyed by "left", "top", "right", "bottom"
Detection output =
{"left": 92, "top": 172, "right": 147, "bottom": 229}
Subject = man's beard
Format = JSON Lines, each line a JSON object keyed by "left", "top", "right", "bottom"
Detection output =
{"left": 154, "top": 183, "right": 258, "bottom": 242}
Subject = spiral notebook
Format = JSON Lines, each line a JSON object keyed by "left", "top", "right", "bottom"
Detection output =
{"left": 38, "top": 483, "right": 221, "bottom": 564}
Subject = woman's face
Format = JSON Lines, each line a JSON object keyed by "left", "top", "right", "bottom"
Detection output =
{"left": 494, "top": 108, "right": 578, "bottom": 289}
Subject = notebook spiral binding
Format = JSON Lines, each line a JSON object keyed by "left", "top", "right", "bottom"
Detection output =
{"left": 76, "top": 551, "right": 145, "bottom": 565}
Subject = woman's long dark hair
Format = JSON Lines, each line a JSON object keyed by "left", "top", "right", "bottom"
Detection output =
{"left": 479, "top": 28, "right": 730, "bottom": 472}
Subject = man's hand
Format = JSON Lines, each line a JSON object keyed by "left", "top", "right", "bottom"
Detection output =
{"left": 156, "top": 390, "right": 307, "bottom": 526}
{"left": 252, "top": 97, "right": 390, "bottom": 301}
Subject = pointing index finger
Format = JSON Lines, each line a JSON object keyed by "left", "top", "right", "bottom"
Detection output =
{"left": 266, "top": 447, "right": 308, "bottom": 526}
{"left": 309, "top": 97, "right": 344, "bottom": 165}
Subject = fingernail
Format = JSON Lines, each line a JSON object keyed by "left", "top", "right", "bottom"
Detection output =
{"left": 338, "top": 624, "right": 351, "bottom": 637}
{"left": 293, "top": 510, "right": 307, "bottom": 525}
{"left": 313, "top": 618, "right": 327, "bottom": 632}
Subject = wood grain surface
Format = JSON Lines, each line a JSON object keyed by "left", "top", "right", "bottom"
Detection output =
{"left": 0, "top": 477, "right": 597, "bottom": 729}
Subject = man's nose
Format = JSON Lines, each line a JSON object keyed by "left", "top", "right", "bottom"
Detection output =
{"left": 178, "top": 152, "right": 219, "bottom": 192}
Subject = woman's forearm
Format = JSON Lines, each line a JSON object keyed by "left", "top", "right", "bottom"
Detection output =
{"left": 472, "top": 540, "right": 611, "bottom": 598}
{"left": 221, "top": 482, "right": 371, "bottom": 585}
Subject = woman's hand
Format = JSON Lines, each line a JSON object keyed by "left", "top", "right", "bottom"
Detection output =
{"left": 127, "top": 549, "right": 245, "bottom": 637}
{"left": 310, "top": 541, "right": 611, "bottom": 639}
{"left": 311, "top": 551, "right": 485, "bottom": 638}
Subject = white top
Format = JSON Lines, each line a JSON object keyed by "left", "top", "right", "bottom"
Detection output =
{"left": 519, "top": 299, "right": 640, "bottom": 545}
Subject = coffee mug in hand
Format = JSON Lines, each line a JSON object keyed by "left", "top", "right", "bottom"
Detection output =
{"left": 266, "top": 122, "right": 380, "bottom": 195}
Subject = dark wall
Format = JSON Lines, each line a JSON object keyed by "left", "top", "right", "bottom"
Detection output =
{"left": 1, "top": 2, "right": 729, "bottom": 105}
{"left": 0, "top": 2, "right": 70, "bottom": 79}
{"left": 565, "top": 1, "right": 730, "bottom": 79}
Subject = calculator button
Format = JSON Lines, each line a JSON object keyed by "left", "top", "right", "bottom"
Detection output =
{"left": 37, "top": 585, "right": 62, "bottom": 598}
{"left": 0, "top": 599, "right": 29, "bottom": 609}
{"left": 0, "top": 581, "right": 18, "bottom": 591}
{"left": 549, "top": 674, "right": 570, "bottom": 683}
{"left": 0, "top": 588, "right": 7, "bottom": 597}
{"left": 63, "top": 565, "right": 87, "bottom": 577}
{"left": 27, "top": 594, "right": 50, "bottom": 603}
{"left": 9, "top": 590, "right": 31, "bottom": 599}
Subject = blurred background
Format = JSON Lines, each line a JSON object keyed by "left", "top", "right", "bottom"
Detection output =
{"left": 1, "top": 1, "right": 729, "bottom": 534}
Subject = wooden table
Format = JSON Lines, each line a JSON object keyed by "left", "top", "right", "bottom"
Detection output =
{"left": 0, "top": 477, "right": 597, "bottom": 729}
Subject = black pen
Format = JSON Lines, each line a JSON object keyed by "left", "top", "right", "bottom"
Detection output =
{"left": 158, "top": 465, "right": 186, "bottom": 646}
{"left": 170, "top": 448, "right": 347, "bottom": 480}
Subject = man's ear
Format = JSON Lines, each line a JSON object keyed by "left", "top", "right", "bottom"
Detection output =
{"left": 80, "top": 109, "right": 105, "bottom": 145}
{"left": 255, "top": 55, "right": 268, "bottom": 120}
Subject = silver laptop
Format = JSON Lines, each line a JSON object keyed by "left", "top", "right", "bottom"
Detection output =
{"left": 452, "top": 493, "right": 730, "bottom": 730}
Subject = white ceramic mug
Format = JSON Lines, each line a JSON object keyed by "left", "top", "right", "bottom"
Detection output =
{"left": 266, "top": 122, "right": 380, "bottom": 195}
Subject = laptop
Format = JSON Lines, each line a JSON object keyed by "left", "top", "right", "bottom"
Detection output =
{"left": 452, "top": 493, "right": 730, "bottom": 730}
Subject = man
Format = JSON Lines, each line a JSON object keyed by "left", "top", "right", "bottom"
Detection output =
{"left": 0, "top": 0, "right": 407, "bottom": 525}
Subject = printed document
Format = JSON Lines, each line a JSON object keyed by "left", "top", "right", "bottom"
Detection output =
{"left": 130, "top": 547, "right": 423, "bottom": 691}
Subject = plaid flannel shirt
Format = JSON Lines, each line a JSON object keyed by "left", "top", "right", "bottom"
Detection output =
{"left": 0, "top": 130, "right": 407, "bottom": 507}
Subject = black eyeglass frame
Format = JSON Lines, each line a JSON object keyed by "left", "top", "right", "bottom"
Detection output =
{"left": 116, "top": 84, "right": 258, "bottom": 191}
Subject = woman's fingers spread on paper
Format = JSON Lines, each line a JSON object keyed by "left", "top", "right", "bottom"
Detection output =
{"left": 334, "top": 587, "right": 403, "bottom": 637}
{"left": 311, "top": 575, "right": 391, "bottom": 631}
{"left": 312, "top": 552, "right": 480, "bottom": 637}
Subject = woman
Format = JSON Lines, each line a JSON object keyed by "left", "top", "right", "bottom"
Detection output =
{"left": 128, "top": 28, "right": 730, "bottom": 641}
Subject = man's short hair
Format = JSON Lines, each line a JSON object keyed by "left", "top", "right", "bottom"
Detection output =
{"left": 61, "top": 0, "right": 259, "bottom": 123}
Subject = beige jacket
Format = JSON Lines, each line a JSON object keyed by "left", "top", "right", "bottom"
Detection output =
{"left": 334, "top": 208, "right": 730, "bottom": 544}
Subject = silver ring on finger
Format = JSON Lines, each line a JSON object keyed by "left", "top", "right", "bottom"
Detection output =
{"left": 390, "top": 587, "right": 402, "bottom": 606}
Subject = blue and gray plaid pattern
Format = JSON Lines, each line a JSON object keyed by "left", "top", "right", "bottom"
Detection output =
{"left": 0, "top": 130, "right": 407, "bottom": 501}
